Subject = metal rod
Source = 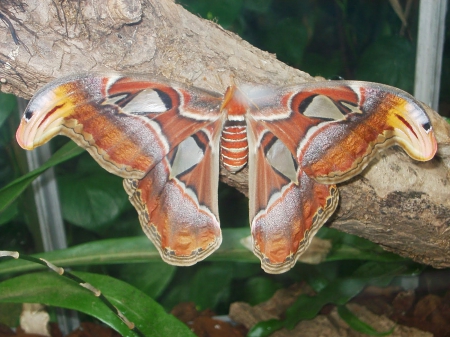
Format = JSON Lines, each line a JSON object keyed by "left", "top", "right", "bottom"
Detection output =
{"left": 17, "top": 98, "right": 80, "bottom": 335}
{"left": 414, "top": 0, "right": 447, "bottom": 110}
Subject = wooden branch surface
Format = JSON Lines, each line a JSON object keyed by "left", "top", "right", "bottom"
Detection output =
{"left": 0, "top": 0, "right": 449, "bottom": 268}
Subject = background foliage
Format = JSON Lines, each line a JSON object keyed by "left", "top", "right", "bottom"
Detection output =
{"left": 0, "top": 0, "right": 449, "bottom": 336}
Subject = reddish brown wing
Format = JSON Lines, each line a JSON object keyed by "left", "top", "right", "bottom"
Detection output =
{"left": 16, "top": 73, "right": 224, "bottom": 265}
{"left": 17, "top": 74, "right": 223, "bottom": 178}
{"left": 124, "top": 123, "right": 223, "bottom": 265}
{"left": 246, "top": 118, "right": 338, "bottom": 273}
{"left": 244, "top": 81, "right": 437, "bottom": 273}
{"left": 249, "top": 81, "right": 437, "bottom": 184}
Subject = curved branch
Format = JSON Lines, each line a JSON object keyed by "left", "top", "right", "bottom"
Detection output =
{"left": 0, "top": 0, "right": 449, "bottom": 268}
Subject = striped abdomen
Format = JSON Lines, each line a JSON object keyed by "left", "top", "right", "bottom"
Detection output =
{"left": 221, "top": 120, "right": 248, "bottom": 172}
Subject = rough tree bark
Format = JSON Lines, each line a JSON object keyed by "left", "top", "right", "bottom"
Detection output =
{"left": 1, "top": 0, "right": 449, "bottom": 268}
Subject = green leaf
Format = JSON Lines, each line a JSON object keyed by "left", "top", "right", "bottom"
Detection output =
{"left": 263, "top": 18, "right": 308, "bottom": 67}
{"left": 58, "top": 171, "right": 129, "bottom": 229}
{"left": 243, "top": 276, "right": 281, "bottom": 305}
{"left": 303, "top": 265, "right": 332, "bottom": 293}
{"left": 355, "top": 36, "right": 415, "bottom": 93}
{"left": 284, "top": 262, "right": 415, "bottom": 329}
{"left": 0, "top": 93, "right": 18, "bottom": 129}
{"left": 229, "top": 262, "right": 262, "bottom": 279}
{"left": 0, "top": 302, "right": 21, "bottom": 326}
{"left": 0, "top": 271, "right": 195, "bottom": 337}
{"left": 0, "top": 237, "right": 159, "bottom": 275}
{"left": 0, "top": 202, "right": 18, "bottom": 226}
{"left": 248, "top": 319, "right": 284, "bottom": 337}
{"left": 319, "top": 228, "right": 406, "bottom": 263}
{"left": 337, "top": 305, "right": 395, "bottom": 336}
{"left": 0, "top": 147, "right": 14, "bottom": 184}
{"left": 243, "top": 0, "right": 271, "bottom": 13}
{"left": 249, "top": 260, "right": 417, "bottom": 332}
{"left": 162, "top": 263, "right": 234, "bottom": 311}
{"left": 284, "top": 278, "right": 367, "bottom": 328}
{"left": 190, "top": 263, "right": 234, "bottom": 310}
{"left": 352, "top": 261, "right": 423, "bottom": 287}
{"left": 114, "top": 262, "right": 176, "bottom": 299}
{"left": 180, "top": 0, "right": 243, "bottom": 28}
{"left": 0, "top": 141, "right": 84, "bottom": 212}
{"left": 160, "top": 274, "right": 192, "bottom": 311}
{"left": 211, "top": 227, "right": 256, "bottom": 263}
{"left": 301, "top": 52, "right": 343, "bottom": 79}
{"left": 0, "top": 228, "right": 255, "bottom": 275}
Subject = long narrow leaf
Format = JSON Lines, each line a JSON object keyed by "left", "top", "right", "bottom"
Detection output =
{"left": 0, "top": 227, "right": 415, "bottom": 276}
{"left": 0, "top": 141, "right": 84, "bottom": 212}
{"left": 247, "top": 319, "right": 284, "bottom": 337}
{"left": 284, "top": 278, "right": 368, "bottom": 328}
{"left": 0, "top": 228, "right": 256, "bottom": 275}
{"left": 0, "top": 93, "right": 18, "bottom": 129}
{"left": 284, "top": 262, "right": 415, "bottom": 329}
{"left": 0, "top": 271, "right": 194, "bottom": 337}
{"left": 249, "top": 261, "right": 419, "bottom": 336}
{"left": 337, "top": 305, "right": 395, "bottom": 336}
{"left": 319, "top": 228, "right": 405, "bottom": 263}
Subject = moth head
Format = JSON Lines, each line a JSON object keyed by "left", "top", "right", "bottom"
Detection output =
{"left": 16, "top": 79, "right": 86, "bottom": 150}
{"left": 220, "top": 85, "right": 251, "bottom": 116}
{"left": 386, "top": 97, "right": 437, "bottom": 161}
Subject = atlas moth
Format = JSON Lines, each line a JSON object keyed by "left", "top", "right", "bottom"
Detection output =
{"left": 16, "top": 73, "right": 437, "bottom": 274}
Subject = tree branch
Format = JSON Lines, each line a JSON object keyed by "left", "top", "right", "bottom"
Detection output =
{"left": 1, "top": 0, "right": 449, "bottom": 268}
